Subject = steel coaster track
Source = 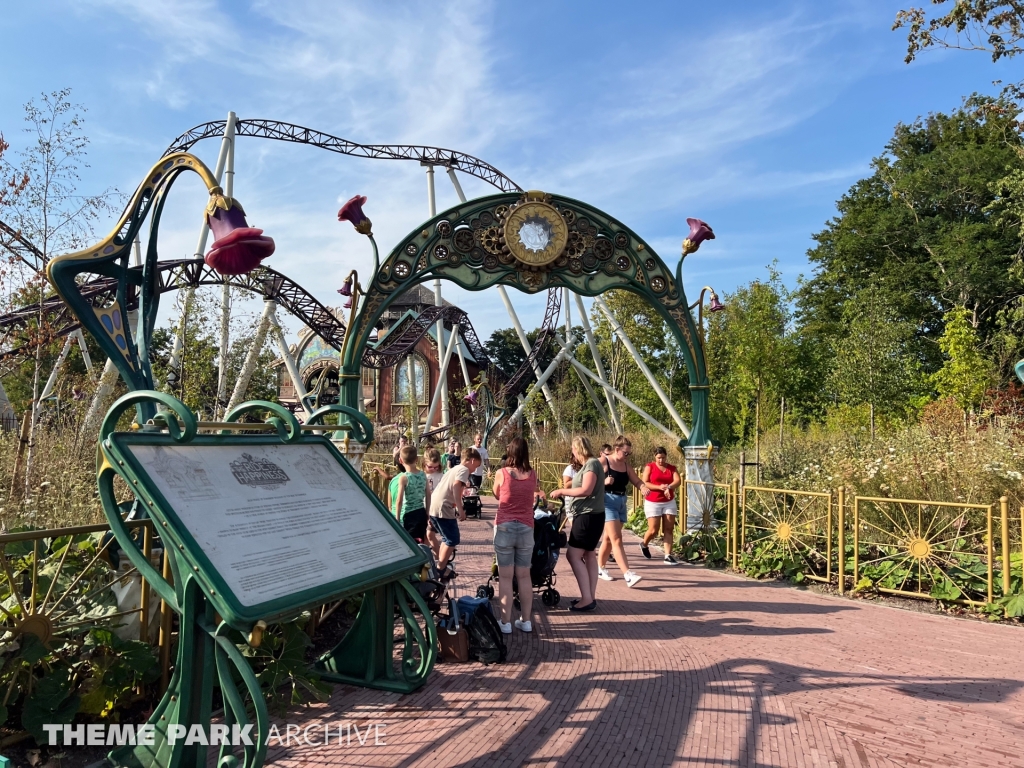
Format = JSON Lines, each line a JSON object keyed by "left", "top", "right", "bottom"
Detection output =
{"left": 161, "top": 119, "right": 523, "bottom": 193}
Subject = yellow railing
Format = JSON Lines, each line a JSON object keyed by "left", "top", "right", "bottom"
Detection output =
{"left": 851, "top": 495, "right": 997, "bottom": 604}
{"left": 741, "top": 485, "right": 833, "bottom": 583}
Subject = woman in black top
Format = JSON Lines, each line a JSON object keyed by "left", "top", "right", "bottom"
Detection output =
{"left": 598, "top": 435, "right": 646, "bottom": 587}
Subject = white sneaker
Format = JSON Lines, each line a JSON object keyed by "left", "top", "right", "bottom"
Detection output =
{"left": 624, "top": 570, "right": 643, "bottom": 588}
{"left": 515, "top": 619, "right": 532, "bottom": 632}
{"left": 498, "top": 620, "right": 512, "bottom": 634}
{"left": 598, "top": 567, "right": 614, "bottom": 581}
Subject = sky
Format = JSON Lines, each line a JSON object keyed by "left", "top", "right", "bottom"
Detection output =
{"left": 0, "top": 0, "right": 1018, "bottom": 344}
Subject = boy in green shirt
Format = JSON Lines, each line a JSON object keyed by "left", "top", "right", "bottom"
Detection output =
{"left": 393, "top": 445, "right": 430, "bottom": 541}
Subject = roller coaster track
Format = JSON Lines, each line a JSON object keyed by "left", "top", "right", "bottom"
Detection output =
{"left": 162, "top": 119, "right": 523, "bottom": 193}
{"left": 0, "top": 258, "right": 500, "bottom": 378}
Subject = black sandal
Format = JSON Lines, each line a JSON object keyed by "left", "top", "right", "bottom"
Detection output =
{"left": 569, "top": 600, "right": 597, "bottom": 612}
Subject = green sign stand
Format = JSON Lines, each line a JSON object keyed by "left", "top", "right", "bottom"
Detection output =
{"left": 96, "top": 392, "right": 436, "bottom": 768}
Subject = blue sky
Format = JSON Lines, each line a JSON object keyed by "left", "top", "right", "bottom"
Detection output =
{"left": 0, "top": 0, "right": 1017, "bottom": 341}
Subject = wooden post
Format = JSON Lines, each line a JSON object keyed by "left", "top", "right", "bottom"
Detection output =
{"left": 837, "top": 486, "right": 846, "bottom": 595}
{"left": 9, "top": 412, "right": 30, "bottom": 499}
{"left": 159, "top": 550, "right": 174, "bottom": 694}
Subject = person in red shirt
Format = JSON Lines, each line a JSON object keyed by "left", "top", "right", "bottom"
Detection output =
{"left": 639, "top": 446, "right": 682, "bottom": 564}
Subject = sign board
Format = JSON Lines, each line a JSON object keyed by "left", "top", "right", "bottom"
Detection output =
{"left": 108, "top": 433, "right": 424, "bottom": 627}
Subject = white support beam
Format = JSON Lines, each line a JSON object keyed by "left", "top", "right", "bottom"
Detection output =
{"left": 215, "top": 120, "right": 237, "bottom": 419}
{"left": 501, "top": 338, "right": 577, "bottom": 433}
{"left": 594, "top": 295, "right": 689, "bottom": 436}
{"left": 454, "top": 332, "right": 474, "bottom": 412}
{"left": 268, "top": 304, "right": 311, "bottom": 418}
{"left": 424, "top": 164, "right": 450, "bottom": 428}
{"left": 226, "top": 300, "right": 274, "bottom": 413}
{"left": 424, "top": 323, "right": 460, "bottom": 432}
{"left": 39, "top": 335, "right": 74, "bottom": 402}
{"left": 446, "top": 167, "right": 468, "bottom": 204}
{"left": 552, "top": 332, "right": 681, "bottom": 440}
{"left": 574, "top": 293, "right": 622, "bottom": 433}
{"left": 82, "top": 358, "right": 120, "bottom": 438}
{"left": 496, "top": 285, "right": 563, "bottom": 435}
{"left": 73, "top": 330, "right": 93, "bottom": 376}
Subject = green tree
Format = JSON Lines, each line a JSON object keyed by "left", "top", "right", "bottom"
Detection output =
{"left": 708, "top": 267, "right": 795, "bottom": 464}
{"left": 797, "top": 97, "right": 1023, "bottom": 377}
{"left": 932, "top": 304, "right": 994, "bottom": 413}
{"left": 828, "top": 286, "right": 924, "bottom": 438}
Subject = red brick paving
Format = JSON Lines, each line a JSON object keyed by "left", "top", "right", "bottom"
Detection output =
{"left": 266, "top": 500, "right": 1024, "bottom": 767}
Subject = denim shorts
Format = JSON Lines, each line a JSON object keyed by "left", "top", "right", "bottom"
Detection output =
{"left": 429, "top": 517, "right": 461, "bottom": 546}
{"left": 604, "top": 493, "right": 628, "bottom": 524}
{"left": 494, "top": 521, "right": 533, "bottom": 567}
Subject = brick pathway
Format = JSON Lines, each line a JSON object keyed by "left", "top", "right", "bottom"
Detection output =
{"left": 267, "top": 500, "right": 1024, "bottom": 767}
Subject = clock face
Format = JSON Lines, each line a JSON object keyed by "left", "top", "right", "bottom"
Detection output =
{"left": 504, "top": 200, "right": 568, "bottom": 268}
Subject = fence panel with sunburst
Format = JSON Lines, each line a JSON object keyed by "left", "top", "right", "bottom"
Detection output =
{"left": 853, "top": 497, "right": 994, "bottom": 603}
{"left": 681, "top": 480, "right": 731, "bottom": 562}
{"left": 741, "top": 486, "right": 832, "bottom": 582}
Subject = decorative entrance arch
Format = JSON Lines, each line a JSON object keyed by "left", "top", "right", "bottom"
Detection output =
{"left": 339, "top": 191, "right": 714, "bottom": 449}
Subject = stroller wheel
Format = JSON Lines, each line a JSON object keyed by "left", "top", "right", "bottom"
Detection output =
{"left": 513, "top": 596, "right": 521, "bottom": 611}
{"left": 550, "top": 589, "right": 560, "bottom": 606}
{"left": 541, "top": 589, "right": 558, "bottom": 607}
{"left": 476, "top": 585, "right": 490, "bottom": 599}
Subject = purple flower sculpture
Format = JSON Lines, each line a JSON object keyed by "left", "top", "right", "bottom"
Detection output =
{"left": 708, "top": 293, "right": 725, "bottom": 312}
{"left": 338, "top": 195, "right": 372, "bottom": 235}
{"left": 464, "top": 389, "right": 479, "bottom": 406}
{"left": 682, "top": 217, "right": 715, "bottom": 256}
{"left": 337, "top": 277, "right": 353, "bottom": 297}
{"left": 205, "top": 201, "right": 275, "bottom": 275}
{"left": 343, "top": 297, "right": 353, "bottom": 309}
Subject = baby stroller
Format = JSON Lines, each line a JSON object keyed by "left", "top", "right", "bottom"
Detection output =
{"left": 478, "top": 498, "right": 568, "bottom": 608}
{"left": 463, "top": 484, "right": 482, "bottom": 519}
{"left": 411, "top": 542, "right": 455, "bottom": 615}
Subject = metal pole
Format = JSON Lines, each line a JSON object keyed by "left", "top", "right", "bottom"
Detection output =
{"left": 424, "top": 165, "right": 450, "bottom": 429}
{"left": 226, "top": 300, "right": 274, "bottom": 412}
{"left": 73, "top": 330, "right": 93, "bottom": 376}
{"left": 501, "top": 340, "right": 577, "bottom": 430}
{"left": 407, "top": 355, "right": 418, "bottom": 440}
{"left": 446, "top": 167, "right": 467, "bottom": 204}
{"left": 168, "top": 112, "right": 237, "bottom": 388}
{"left": 574, "top": 293, "right": 622, "bottom": 433}
{"left": 267, "top": 304, "right": 311, "bottom": 417}
{"left": 1001, "top": 495, "right": 1010, "bottom": 596}
{"left": 552, "top": 333, "right": 678, "bottom": 440}
{"left": 594, "top": 295, "right": 689, "bottom": 435}
{"left": 454, "top": 332, "right": 474, "bottom": 409}
{"left": 82, "top": 358, "right": 119, "bottom": 437}
{"left": 39, "top": 335, "right": 74, "bottom": 402}
{"left": 496, "top": 285, "right": 562, "bottom": 432}
{"left": 424, "top": 324, "right": 460, "bottom": 432}
{"left": 215, "top": 122, "right": 237, "bottom": 418}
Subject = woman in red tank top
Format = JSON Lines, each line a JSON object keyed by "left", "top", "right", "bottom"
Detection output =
{"left": 491, "top": 437, "right": 544, "bottom": 633}
{"left": 640, "top": 446, "right": 682, "bottom": 564}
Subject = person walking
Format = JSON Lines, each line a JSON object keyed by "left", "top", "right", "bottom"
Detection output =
{"left": 549, "top": 436, "right": 604, "bottom": 612}
{"left": 597, "top": 435, "right": 643, "bottom": 587}
{"left": 491, "top": 437, "right": 544, "bottom": 634}
{"left": 392, "top": 445, "right": 430, "bottom": 542}
{"left": 471, "top": 432, "right": 489, "bottom": 490}
{"left": 428, "top": 447, "right": 481, "bottom": 576}
{"left": 640, "top": 446, "right": 682, "bottom": 564}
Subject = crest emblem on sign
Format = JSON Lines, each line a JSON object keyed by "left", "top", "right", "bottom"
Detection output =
{"left": 230, "top": 452, "right": 290, "bottom": 490}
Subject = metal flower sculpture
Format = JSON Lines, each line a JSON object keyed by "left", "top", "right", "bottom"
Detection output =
{"left": 337, "top": 276, "right": 353, "bottom": 297}
{"left": 205, "top": 195, "right": 275, "bottom": 275}
{"left": 338, "top": 195, "right": 372, "bottom": 235}
{"left": 464, "top": 389, "right": 479, "bottom": 407}
{"left": 708, "top": 292, "right": 725, "bottom": 312}
{"left": 682, "top": 217, "right": 715, "bottom": 256}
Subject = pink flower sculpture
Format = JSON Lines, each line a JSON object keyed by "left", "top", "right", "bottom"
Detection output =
{"left": 708, "top": 293, "right": 725, "bottom": 312}
{"left": 682, "top": 217, "right": 715, "bottom": 255}
{"left": 464, "top": 389, "right": 479, "bottom": 406}
{"left": 205, "top": 203, "right": 275, "bottom": 275}
{"left": 337, "top": 277, "right": 353, "bottom": 297}
{"left": 338, "top": 195, "right": 372, "bottom": 235}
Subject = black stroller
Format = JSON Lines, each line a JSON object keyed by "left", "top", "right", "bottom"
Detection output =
{"left": 478, "top": 498, "right": 567, "bottom": 608}
{"left": 463, "top": 484, "right": 482, "bottom": 519}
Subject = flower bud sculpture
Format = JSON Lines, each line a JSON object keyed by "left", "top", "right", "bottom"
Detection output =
{"left": 681, "top": 217, "right": 715, "bottom": 256}
{"left": 205, "top": 191, "right": 275, "bottom": 275}
{"left": 337, "top": 277, "right": 353, "bottom": 297}
{"left": 338, "top": 195, "right": 372, "bottom": 235}
{"left": 708, "top": 292, "right": 725, "bottom": 312}
{"left": 464, "top": 389, "right": 479, "bottom": 407}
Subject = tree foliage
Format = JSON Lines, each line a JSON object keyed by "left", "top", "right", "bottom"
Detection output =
{"left": 932, "top": 304, "right": 994, "bottom": 411}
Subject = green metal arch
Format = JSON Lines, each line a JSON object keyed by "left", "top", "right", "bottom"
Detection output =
{"left": 340, "top": 192, "right": 711, "bottom": 447}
